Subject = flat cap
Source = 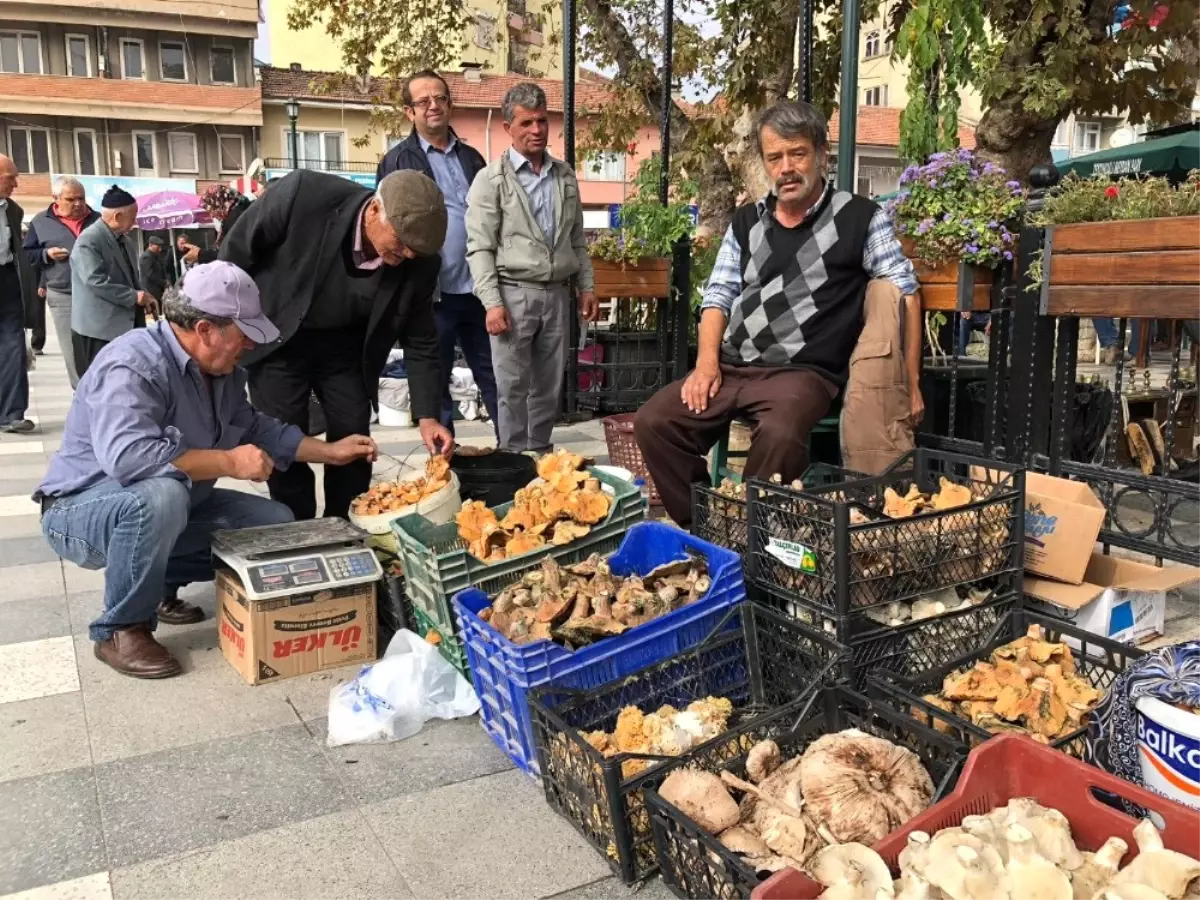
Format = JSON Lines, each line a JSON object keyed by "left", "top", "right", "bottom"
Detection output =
{"left": 377, "top": 171, "right": 447, "bottom": 257}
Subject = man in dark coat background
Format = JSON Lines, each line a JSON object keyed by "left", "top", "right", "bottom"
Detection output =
{"left": 0, "top": 155, "right": 38, "bottom": 433}
{"left": 219, "top": 168, "right": 454, "bottom": 520}
{"left": 138, "top": 237, "right": 171, "bottom": 303}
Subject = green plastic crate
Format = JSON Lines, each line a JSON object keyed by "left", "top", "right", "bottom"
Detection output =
{"left": 410, "top": 604, "right": 470, "bottom": 679}
{"left": 391, "top": 469, "right": 647, "bottom": 643}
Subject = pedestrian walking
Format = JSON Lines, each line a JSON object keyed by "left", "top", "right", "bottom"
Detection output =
{"left": 24, "top": 176, "right": 99, "bottom": 388}
{"left": 70, "top": 186, "right": 154, "bottom": 377}
{"left": 465, "top": 82, "right": 599, "bottom": 453}
{"left": 378, "top": 70, "right": 499, "bottom": 435}
{"left": 219, "top": 168, "right": 453, "bottom": 520}
{"left": 0, "top": 154, "right": 38, "bottom": 433}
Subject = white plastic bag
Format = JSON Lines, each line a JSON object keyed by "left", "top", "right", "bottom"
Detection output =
{"left": 326, "top": 629, "right": 480, "bottom": 747}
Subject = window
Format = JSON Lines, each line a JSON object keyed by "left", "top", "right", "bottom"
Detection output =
{"left": 386, "top": 134, "right": 404, "bottom": 151}
{"left": 74, "top": 129, "right": 98, "bottom": 175}
{"left": 865, "top": 31, "right": 881, "bottom": 58}
{"left": 121, "top": 39, "right": 145, "bottom": 79}
{"left": 287, "top": 130, "right": 345, "bottom": 169}
{"left": 474, "top": 14, "right": 496, "bottom": 49}
{"left": 1052, "top": 121, "right": 1070, "bottom": 147}
{"left": 0, "top": 31, "right": 42, "bottom": 74}
{"left": 508, "top": 40, "right": 529, "bottom": 75}
{"left": 1074, "top": 121, "right": 1101, "bottom": 154}
{"left": 218, "top": 134, "right": 245, "bottom": 173}
{"left": 168, "top": 132, "right": 198, "bottom": 172}
{"left": 133, "top": 131, "right": 156, "bottom": 175}
{"left": 65, "top": 33, "right": 91, "bottom": 77}
{"left": 159, "top": 40, "right": 187, "bottom": 81}
{"left": 210, "top": 46, "right": 235, "bottom": 84}
{"left": 864, "top": 85, "right": 888, "bottom": 106}
{"left": 9, "top": 127, "right": 51, "bottom": 173}
{"left": 857, "top": 175, "right": 873, "bottom": 197}
{"left": 581, "top": 151, "right": 626, "bottom": 182}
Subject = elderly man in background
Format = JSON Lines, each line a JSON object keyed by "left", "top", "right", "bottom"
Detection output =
{"left": 0, "top": 155, "right": 37, "bottom": 433}
{"left": 466, "top": 82, "right": 599, "bottom": 454}
{"left": 139, "top": 237, "right": 172, "bottom": 312}
{"left": 71, "top": 186, "right": 156, "bottom": 377}
{"left": 24, "top": 176, "right": 100, "bottom": 388}
{"left": 220, "top": 169, "right": 453, "bottom": 520}
{"left": 634, "top": 101, "right": 922, "bottom": 525}
{"left": 36, "top": 262, "right": 380, "bottom": 679}
{"left": 377, "top": 70, "right": 499, "bottom": 436}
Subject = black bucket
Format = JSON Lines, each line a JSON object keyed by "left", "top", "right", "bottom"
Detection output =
{"left": 450, "top": 451, "right": 536, "bottom": 508}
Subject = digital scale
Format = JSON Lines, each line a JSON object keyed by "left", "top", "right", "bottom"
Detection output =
{"left": 211, "top": 518, "right": 383, "bottom": 601}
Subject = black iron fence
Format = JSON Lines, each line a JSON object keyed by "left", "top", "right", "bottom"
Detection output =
{"left": 262, "top": 158, "right": 378, "bottom": 174}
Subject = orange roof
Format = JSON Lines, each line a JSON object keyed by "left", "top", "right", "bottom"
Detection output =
{"left": 259, "top": 66, "right": 614, "bottom": 112}
{"left": 829, "top": 106, "right": 976, "bottom": 150}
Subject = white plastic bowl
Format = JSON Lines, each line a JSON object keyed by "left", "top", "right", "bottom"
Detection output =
{"left": 349, "top": 471, "right": 461, "bottom": 535}
{"left": 378, "top": 404, "right": 413, "bottom": 428}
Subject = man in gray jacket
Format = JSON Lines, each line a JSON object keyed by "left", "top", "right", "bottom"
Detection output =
{"left": 465, "top": 82, "right": 599, "bottom": 453}
{"left": 24, "top": 176, "right": 100, "bottom": 388}
{"left": 70, "top": 186, "right": 154, "bottom": 377}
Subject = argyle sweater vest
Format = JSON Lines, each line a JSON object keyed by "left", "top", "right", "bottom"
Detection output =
{"left": 720, "top": 188, "right": 878, "bottom": 385}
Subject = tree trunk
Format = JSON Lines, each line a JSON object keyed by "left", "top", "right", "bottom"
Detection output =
{"left": 974, "top": 101, "right": 1057, "bottom": 185}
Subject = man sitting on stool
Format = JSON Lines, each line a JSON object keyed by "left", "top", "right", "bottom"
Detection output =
{"left": 35, "top": 262, "right": 379, "bottom": 680}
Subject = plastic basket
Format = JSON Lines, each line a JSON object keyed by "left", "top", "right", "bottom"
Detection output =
{"left": 646, "top": 684, "right": 968, "bottom": 900}
{"left": 392, "top": 467, "right": 646, "bottom": 643}
{"left": 752, "top": 733, "right": 1200, "bottom": 900}
{"left": 602, "top": 414, "right": 660, "bottom": 504}
{"left": 452, "top": 524, "right": 749, "bottom": 776}
{"left": 529, "top": 601, "right": 844, "bottom": 883}
{"left": 745, "top": 448, "right": 1025, "bottom": 642}
{"left": 873, "top": 607, "right": 1145, "bottom": 759}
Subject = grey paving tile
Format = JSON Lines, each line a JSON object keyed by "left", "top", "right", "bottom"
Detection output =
{"left": 0, "top": 561, "right": 65, "bottom": 605}
{"left": 110, "top": 809, "right": 410, "bottom": 900}
{"left": 546, "top": 876, "right": 675, "bottom": 900}
{"left": 0, "top": 594, "right": 70, "bottom": 645}
{"left": 0, "top": 767, "right": 107, "bottom": 895}
{"left": 550, "top": 428, "right": 595, "bottom": 445}
{"left": 95, "top": 723, "right": 354, "bottom": 868}
{"left": 0, "top": 515, "right": 47, "bottom": 539}
{"left": 257, "top": 668, "right": 359, "bottom": 723}
{"left": 311, "top": 716, "right": 514, "bottom": 802}
{"left": 0, "top": 692, "right": 92, "bottom": 784}
{"left": 0, "top": 535, "right": 60, "bottom": 567}
{"left": 361, "top": 768, "right": 611, "bottom": 900}
{"left": 0, "top": 480, "right": 40, "bottom": 497}
{"left": 0, "top": 464, "right": 52, "bottom": 486}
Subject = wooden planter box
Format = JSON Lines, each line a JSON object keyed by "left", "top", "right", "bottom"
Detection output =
{"left": 1040, "top": 217, "right": 1200, "bottom": 318}
{"left": 901, "top": 240, "right": 994, "bottom": 311}
{"left": 590, "top": 256, "right": 671, "bottom": 299}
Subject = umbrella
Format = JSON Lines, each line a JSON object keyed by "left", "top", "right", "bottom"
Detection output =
{"left": 1054, "top": 126, "right": 1199, "bottom": 183}
{"left": 135, "top": 190, "right": 212, "bottom": 230}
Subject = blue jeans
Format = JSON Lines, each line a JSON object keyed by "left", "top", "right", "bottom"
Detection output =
{"left": 42, "top": 479, "right": 294, "bottom": 641}
{"left": 435, "top": 292, "right": 499, "bottom": 434}
{"left": 1093, "top": 318, "right": 1118, "bottom": 349}
{"left": 957, "top": 313, "right": 989, "bottom": 351}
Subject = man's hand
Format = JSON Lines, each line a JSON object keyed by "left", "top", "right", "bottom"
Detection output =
{"left": 227, "top": 445, "right": 274, "bottom": 482}
{"left": 485, "top": 307, "right": 511, "bottom": 336}
{"left": 37, "top": 287, "right": 45, "bottom": 298}
{"left": 325, "top": 435, "right": 378, "bottom": 466}
{"left": 47, "top": 247, "right": 69, "bottom": 262}
{"left": 909, "top": 385, "right": 926, "bottom": 427}
{"left": 418, "top": 418, "right": 455, "bottom": 458}
{"left": 681, "top": 364, "right": 722, "bottom": 414}
{"left": 579, "top": 291, "right": 600, "bottom": 323}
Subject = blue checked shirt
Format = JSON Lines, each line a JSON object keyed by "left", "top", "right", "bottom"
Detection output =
{"left": 700, "top": 184, "right": 918, "bottom": 315}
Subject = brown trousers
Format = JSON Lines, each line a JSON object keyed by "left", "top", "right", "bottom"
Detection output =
{"left": 634, "top": 364, "right": 837, "bottom": 526}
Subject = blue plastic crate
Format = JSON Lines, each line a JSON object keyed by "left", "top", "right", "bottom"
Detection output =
{"left": 452, "top": 523, "right": 746, "bottom": 775}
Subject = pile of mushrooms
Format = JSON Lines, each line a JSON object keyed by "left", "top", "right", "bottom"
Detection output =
{"left": 864, "top": 586, "right": 994, "bottom": 629}
{"left": 803, "top": 801, "right": 1200, "bottom": 900}
{"left": 658, "top": 730, "right": 934, "bottom": 878}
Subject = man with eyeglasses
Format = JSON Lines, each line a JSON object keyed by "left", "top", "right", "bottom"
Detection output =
{"left": 377, "top": 70, "right": 499, "bottom": 437}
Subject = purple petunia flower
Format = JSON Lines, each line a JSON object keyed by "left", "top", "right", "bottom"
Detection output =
{"left": 1003, "top": 251, "right": 1013, "bottom": 260}
{"left": 965, "top": 243, "right": 979, "bottom": 254}
{"left": 943, "top": 213, "right": 953, "bottom": 222}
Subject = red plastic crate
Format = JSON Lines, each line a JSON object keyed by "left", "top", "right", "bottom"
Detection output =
{"left": 752, "top": 734, "right": 1200, "bottom": 900}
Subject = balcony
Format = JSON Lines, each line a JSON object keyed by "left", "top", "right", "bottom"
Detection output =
{"left": 0, "top": 74, "right": 261, "bottom": 126}
{"left": 2, "top": 0, "right": 258, "bottom": 35}
{"left": 507, "top": 0, "right": 527, "bottom": 16}
{"left": 263, "top": 158, "right": 377, "bottom": 174}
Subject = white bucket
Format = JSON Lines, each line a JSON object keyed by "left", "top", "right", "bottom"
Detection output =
{"left": 349, "top": 471, "right": 462, "bottom": 534}
{"left": 1136, "top": 695, "right": 1200, "bottom": 809}
{"left": 378, "top": 404, "right": 413, "bottom": 428}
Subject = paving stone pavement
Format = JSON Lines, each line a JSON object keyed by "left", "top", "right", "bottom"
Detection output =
{"left": 0, "top": 334, "right": 677, "bottom": 900}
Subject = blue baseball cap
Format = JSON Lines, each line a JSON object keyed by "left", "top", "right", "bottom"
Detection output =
{"left": 180, "top": 261, "right": 279, "bottom": 345}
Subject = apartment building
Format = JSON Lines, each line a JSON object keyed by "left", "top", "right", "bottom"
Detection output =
{"left": 0, "top": 0, "right": 261, "bottom": 212}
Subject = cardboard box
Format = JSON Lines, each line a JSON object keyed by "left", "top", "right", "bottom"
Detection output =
{"left": 1023, "top": 473, "right": 1108, "bottom": 584}
{"left": 1026, "top": 553, "right": 1199, "bottom": 645}
{"left": 216, "top": 569, "right": 377, "bottom": 685}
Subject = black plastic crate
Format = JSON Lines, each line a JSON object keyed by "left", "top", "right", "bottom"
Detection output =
{"left": 645, "top": 684, "right": 967, "bottom": 900}
{"left": 376, "top": 569, "right": 409, "bottom": 655}
{"left": 528, "top": 602, "right": 844, "bottom": 884}
{"left": 746, "top": 448, "right": 1025, "bottom": 633}
{"left": 873, "top": 608, "right": 1146, "bottom": 759}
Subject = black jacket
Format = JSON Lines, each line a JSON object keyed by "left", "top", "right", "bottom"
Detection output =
{"left": 218, "top": 169, "right": 442, "bottom": 419}
{"left": 4, "top": 199, "right": 36, "bottom": 327}
{"left": 138, "top": 248, "right": 171, "bottom": 300}
{"left": 375, "top": 129, "right": 485, "bottom": 188}
{"left": 24, "top": 205, "right": 101, "bottom": 293}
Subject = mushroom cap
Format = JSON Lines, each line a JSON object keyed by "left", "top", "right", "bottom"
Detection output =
{"left": 1095, "top": 887, "right": 1171, "bottom": 900}
{"left": 810, "top": 843, "right": 894, "bottom": 896}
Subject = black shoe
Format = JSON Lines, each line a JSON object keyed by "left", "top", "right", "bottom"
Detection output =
{"left": 156, "top": 596, "right": 205, "bottom": 625}
{"left": 1, "top": 419, "right": 35, "bottom": 434}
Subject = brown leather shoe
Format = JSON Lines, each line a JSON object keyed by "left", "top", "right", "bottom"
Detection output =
{"left": 93, "top": 627, "right": 183, "bottom": 679}
{"left": 156, "top": 595, "right": 205, "bottom": 625}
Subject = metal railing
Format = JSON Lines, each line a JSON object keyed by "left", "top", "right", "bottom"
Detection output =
{"left": 262, "top": 157, "right": 377, "bottom": 174}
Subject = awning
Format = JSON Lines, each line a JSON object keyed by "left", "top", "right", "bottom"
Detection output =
{"left": 1055, "top": 127, "right": 1199, "bottom": 182}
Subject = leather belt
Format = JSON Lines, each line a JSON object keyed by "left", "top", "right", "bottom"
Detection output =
{"left": 40, "top": 496, "right": 57, "bottom": 514}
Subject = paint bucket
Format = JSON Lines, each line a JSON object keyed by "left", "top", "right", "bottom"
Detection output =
{"left": 1136, "top": 695, "right": 1200, "bottom": 809}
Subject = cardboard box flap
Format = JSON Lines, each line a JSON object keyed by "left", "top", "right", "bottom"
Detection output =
{"left": 1024, "top": 472, "right": 1105, "bottom": 510}
{"left": 1084, "top": 554, "right": 1200, "bottom": 592}
{"left": 1024, "top": 575, "right": 1107, "bottom": 610}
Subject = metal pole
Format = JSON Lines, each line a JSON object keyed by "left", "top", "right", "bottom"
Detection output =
{"left": 288, "top": 113, "right": 298, "bottom": 169}
{"left": 659, "top": 0, "right": 673, "bottom": 204}
{"left": 798, "top": 0, "right": 814, "bottom": 102}
{"left": 836, "top": 0, "right": 859, "bottom": 192}
{"left": 562, "top": 0, "right": 577, "bottom": 169}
